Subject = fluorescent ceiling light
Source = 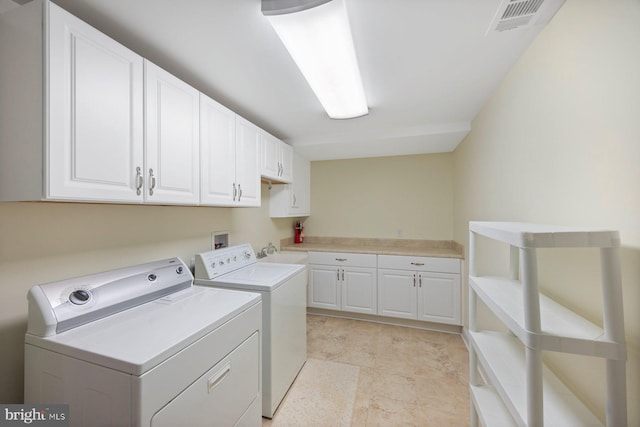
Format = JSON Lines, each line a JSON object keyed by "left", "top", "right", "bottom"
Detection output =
{"left": 263, "top": 0, "right": 368, "bottom": 119}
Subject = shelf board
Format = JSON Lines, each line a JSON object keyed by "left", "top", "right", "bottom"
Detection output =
{"left": 469, "top": 331, "right": 603, "bottom": 427}
{"left": 470, "top": 276, "right": 625, "bottom": 359}
{"left": 470, "top": 384, "right": 517, "bottom": 427}
{"left": 469, "top": 222, "right": 620, "bottom": 248}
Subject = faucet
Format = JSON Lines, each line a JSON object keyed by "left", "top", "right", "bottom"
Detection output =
{"left": 257, "top": 242, "right": 278, "bottom": 259}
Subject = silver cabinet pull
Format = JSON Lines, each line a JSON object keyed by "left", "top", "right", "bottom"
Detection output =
{"left": 335, "top": 258, "right": 347, "bottom": 262}
{"left": 232, "top": 183, "right": 237, "bottom": 201}
{"left": 337, "top": 269, "right": 340, "bottom": 280}
{"left": 238, "top": 184, "right": 242, "bottom": 201}
{"left": 411, "top": 262, "right": 425, "bottom": 266}
{"left": 135, "top": 167, "right": 143, "bottom": 196}
{"left": 148, "top": 169, "right": 156, "bottom": 196}
{"left": 293, "top": 193, "right": 297, "bottom": 206}
{"left": 419, "top": 274, "right": 422, "bottom": 288}
{"left": 413, "top": 274, "right": 416, "bottom": 287}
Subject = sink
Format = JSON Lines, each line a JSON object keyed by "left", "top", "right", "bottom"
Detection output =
{"left": 257, "top": 251, "right": 308, "bottom": 265}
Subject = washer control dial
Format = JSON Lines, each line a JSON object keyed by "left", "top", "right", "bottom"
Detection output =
{"left": 69, "top": 289, "right": 92, "bottom": 305}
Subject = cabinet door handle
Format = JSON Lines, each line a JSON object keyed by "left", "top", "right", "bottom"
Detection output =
{"left": 135, "top": 167, "right": 143, "bottom": 196}
{"left": 232, "top": 183, "right": 237, "bottom": 201}
{"left": 238, "top": 184, "right": 242, "bottom": 201}
{"left": 335, "top": 258, "right": 347, "bottom": 262}
{"left": 413, "top": 274, "right": 416, "bottom": 287}
{"left": 419, "top": 274, "right": 422, "bottom": 288}
{"left": 278, "top": 162, "right": 282, "bottom": 176}
{"left": 293, "top": 194, "right": 297, "bottom": 206}
{"left": 342, "top": 268, "right": 344, "bottom": 281}
{"left": 337, "top": 268, "right": 340, "bottom": 280}
{"left": 148, "top": 169, "right": 156, "bottom": 196}
{"left": 411, "top": 262, "right": 424, "bottom": 266}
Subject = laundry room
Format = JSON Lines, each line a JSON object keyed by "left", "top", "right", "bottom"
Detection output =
{"left": 0, "top": 0, "right": 639, "bottom": 426}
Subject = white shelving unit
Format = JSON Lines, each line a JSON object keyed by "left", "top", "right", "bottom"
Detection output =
{"left": 468, "top": 222, "right": 627, "bottom": 427}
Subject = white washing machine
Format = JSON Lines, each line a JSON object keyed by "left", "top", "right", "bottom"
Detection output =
{"left": 194, "top": 244, "right": 307, "bottom": 418}
{"left": 24, "top": 257, "right": 262, "bottom": 427}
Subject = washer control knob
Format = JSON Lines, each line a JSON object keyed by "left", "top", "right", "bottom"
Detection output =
{"left": 69, "top": 289, "right": 91, "bottom": 305}
{"left": 148, "top": 274, "right": 157, "bottom": 282}
{"left": 243, "top": 251, "right": 251, "bottom": 259}
{"left": 176, "top": 266, "right": 184, "bottom": 274}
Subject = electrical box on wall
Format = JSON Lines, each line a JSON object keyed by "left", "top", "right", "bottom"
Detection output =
{"left": 211, "top": 231, "right": 229, "bottom": 250}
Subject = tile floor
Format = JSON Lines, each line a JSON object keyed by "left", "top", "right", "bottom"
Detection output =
{"left": 264, "top": 314, "right": 471, "bottom": 426}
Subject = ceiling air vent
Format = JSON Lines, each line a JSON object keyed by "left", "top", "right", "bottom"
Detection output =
{"left": 488, "top": 0, "right": 545, "bottom": 32}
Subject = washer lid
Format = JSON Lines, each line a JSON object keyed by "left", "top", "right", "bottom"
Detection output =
{"left": 25, "top": 286, "right": 261, "bottom": 376}
{"left": 200, "top": 263, "right": 305, "bottom": 291}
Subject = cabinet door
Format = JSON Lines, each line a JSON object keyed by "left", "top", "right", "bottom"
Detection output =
{"left": 417, "top": 273, "right": 461, "bottom": 325}
{"left": 279, "top": 142, "right": 293, "bottom": 183}
{"left": 235, "top": 116, "right": 261, "bottom": 207}
{"left": 342, "top": 267, "right": 377, "bottom": 315}
{"left": 200, "top": 94, "right": 236, "bottom": 206}
{"left": 260, "top": 132, "right": 280, "bottom": 181}
{"left": 144, "top": 60, "right": 200, "bottom": 204}
{"left": 377, "top": 269, "right": 417, "bottom": 319}
{"left": 48, "top": 2, "right": 143, "bottom": 202}
{"left": 290, "top": 153, "right": 310, "bottom": 215}
{"left": 308, "top": 265, "right": 340, "bottom": 310}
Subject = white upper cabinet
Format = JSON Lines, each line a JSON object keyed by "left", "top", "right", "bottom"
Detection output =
{"left": 235, "top": 116, "right": 261, "bottom": 207}
{"left": 279, "top": 142, "right": 293, "bottom": 183}
{"left": 0, "top": 1, "right": 261, "bottom": 207}
{"left": 200, "top": 94, "right": 236, "bottom": 205}
{"left": 144, "top": 60, "right": 200, "bottom": 204}
{"left": 269, "top": 153, "right": 310, "bottom": 217}
{"left": 200, "top": 96, "right": 260, "bottom": 207}
{"left": 47, "top": 2, "right": 145, "bottom": 202}
{"left": 260, "top": 132, "right": 292, "bottom": 184}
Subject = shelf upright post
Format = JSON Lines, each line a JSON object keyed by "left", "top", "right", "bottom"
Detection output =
{"left": 600, "top": 246, "right": 627, "bottom": 427}
{"left": 468, "top": 230, "right": 479, "bottom": 427}
{"left": 509, "top": 245, "right": 519, "bottom": 280}
{"left": 520, "top": 247, "right": 543, "bottom": 426}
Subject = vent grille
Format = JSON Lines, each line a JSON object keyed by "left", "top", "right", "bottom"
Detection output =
{"left": 488, "top": 0, "right": 545, "bottom": 32}
{"left": 502, "top": 0, "right": 544, "bottom": 20}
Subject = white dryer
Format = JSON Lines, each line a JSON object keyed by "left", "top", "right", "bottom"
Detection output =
{"left": 194, "top": 244, "right": 307, "bottom": 418}
{"left": 25, "top": 257, "right": 262, "bottom": 427}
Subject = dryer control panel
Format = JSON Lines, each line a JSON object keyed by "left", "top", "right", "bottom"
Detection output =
{"left": 27, "top": 258, "right": 193, "bottom": 337}
{"left": 194, "top": 244, "right": 256, "bottom": 280}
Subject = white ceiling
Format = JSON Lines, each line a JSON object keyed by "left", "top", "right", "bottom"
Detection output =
{"left": 3, "top": 0, "right": 565, "bottom": 160}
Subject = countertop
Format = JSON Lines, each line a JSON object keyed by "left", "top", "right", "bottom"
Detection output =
{"left": 280, "top": 236, "right": 464, "bottom": 259}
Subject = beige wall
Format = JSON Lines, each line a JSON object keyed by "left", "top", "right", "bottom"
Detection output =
{"left": 453, "top": 0, "right": 640, "bottom": 423}
{"left": 0, "top": 183, "right": 294, "bottom": 402}
{"left": 305, "top": 153, "right": 454, "bottom": 240}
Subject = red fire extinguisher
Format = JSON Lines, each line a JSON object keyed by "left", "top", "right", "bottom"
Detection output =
{"left": 295, "top": 221, "right": 304, "bottom": 244}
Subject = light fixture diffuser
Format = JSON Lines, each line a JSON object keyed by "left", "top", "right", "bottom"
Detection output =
{"left": 263, "top": 0, "right": 368, "bottom": 119}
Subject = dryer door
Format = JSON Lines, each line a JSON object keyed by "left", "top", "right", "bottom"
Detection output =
{"left": 151, "top": 332, "right": 260, "bottom": 426}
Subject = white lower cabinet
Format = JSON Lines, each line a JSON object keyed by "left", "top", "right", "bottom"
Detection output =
{"left": 308, "top": 252, "right": 377, "bottom": 315}
{"left": 377, "top": 255, "right": 461, "bottom": 325}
